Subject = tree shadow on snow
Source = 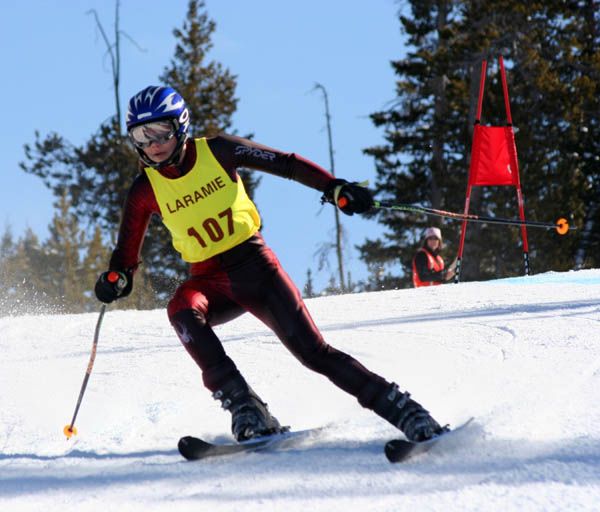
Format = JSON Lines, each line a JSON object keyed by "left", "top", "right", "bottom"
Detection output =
{"left": 321, "top": 298, "right": 600, "bottom": 333}
{"left": 2, "top": 422, "right": 599, "bottom": 502}
{"left": 0, "top": 447, "right": 177, "bottom": 462}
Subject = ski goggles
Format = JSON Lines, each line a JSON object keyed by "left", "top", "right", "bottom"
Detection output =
{"left": 129, "top": 120, "right": 177, "bottom": 149}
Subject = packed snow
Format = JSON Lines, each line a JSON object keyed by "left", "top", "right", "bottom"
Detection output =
{"left": 1, "top": 269, "right": 599, "bottom": 511}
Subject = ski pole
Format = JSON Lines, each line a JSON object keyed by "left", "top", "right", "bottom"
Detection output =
{"left": 64, "top": 271, "right": 126, "bottom": 439}
{"left": 370, "top": 200, "right": 573, "bottom": 235}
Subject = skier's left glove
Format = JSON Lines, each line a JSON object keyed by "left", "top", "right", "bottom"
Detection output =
{"left": 321, "top": 179, "right": 374, "bottom": 216}
{"left": 94, "top": 270, "right": 132, "bottom": 304}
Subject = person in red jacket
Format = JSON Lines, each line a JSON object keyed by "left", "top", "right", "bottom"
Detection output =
{"left": 412, "top": 227, "right": 456, "bottom": 287}
{"left": 95, "top": 85, "right": 447, "bottom": 443}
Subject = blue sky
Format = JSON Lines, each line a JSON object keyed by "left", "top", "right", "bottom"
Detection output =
{"left": 1, "top": 0, "right": 405, "bottom": 292}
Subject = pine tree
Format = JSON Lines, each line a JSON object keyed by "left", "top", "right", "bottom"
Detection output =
{"left": 303, "top": 268, "right": 315, "bottom": 298}
{"left": 360, "top": 0, "right": 467, "bottom": 287}
{"left": 361, "top": 0, "right": 597, "bottom": 286}
{"left": 160, "top": 0, "right": 260, "bottom": 199}
{"left": 561, "top": 0, "right": 600, "bottom": 268}
{"left": 321, "top": 275, "right": 341, "bottom": 296}
{"left": 0, "top": 225, "right": 16, "bottom": 315}
{"left": 21, "top": 123, "right": 136, "bottom": 237}
{"left": 0, "top": 225, "right": 13, "bottom": 259}
{"left": 8, "top": 229, "right": 55, "bottom": 315}
{"left": 42, "top": 192, "right": 87, "bottom": 310}
{"left": 160, "top": 0, "right": 237, "bottom": 137}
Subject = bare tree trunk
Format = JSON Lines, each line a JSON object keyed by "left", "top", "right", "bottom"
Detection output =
{"left": 88, "top": 0, "right": 122, "bottom": 134}
{"left": 313, "top": 83, "right": 346, "bottom": 292}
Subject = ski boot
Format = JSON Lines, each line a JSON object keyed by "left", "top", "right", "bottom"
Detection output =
{"left": 373, "top": 382, "right": 448, "bottom": 442}
{"left": 212, "top": 377, "right": 284, "bottom": 442}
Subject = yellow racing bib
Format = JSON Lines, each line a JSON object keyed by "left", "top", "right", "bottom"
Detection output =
{"left": 144, "top": 138, "right": 261, "bottom": 262}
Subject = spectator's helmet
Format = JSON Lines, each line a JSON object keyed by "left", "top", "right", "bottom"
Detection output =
{"left": 126, "top": 85, "right": 190, "bottom": 167}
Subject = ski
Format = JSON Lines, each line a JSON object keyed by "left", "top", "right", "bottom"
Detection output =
{"left": 384, "top": 417, "right": 474, "bottom": 463}
{"left": 178, "top": 427, "right": 319, "bottom": 461}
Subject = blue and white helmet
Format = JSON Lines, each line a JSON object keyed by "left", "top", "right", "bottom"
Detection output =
{"left": 126, "top": 85, "right": 190, "bottom": 166}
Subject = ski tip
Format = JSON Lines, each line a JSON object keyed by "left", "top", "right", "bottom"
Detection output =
{"left": 384, "top": 439, "right": 413, "bottom": 463}
{"left": 177, "top": 436, "right": 190, "bottom": 451}
{"left": 178, "top": 435, "right": 215, "bottom": 461}
{"left": 177, "top": 435, "right": 205, "bottom": 451}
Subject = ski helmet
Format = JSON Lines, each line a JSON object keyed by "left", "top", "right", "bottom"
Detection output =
{"left": 126, "top": 85, "right": 190, "bottom": 167}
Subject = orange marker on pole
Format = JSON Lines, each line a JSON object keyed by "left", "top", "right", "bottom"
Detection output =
{"left": 555, "top": 218, "right": 569, "bottom": 236}
{"left": 337, "top": 196, "right": 348, "bottom": 209}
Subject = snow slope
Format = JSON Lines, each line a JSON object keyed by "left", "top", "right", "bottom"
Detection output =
{"left": 1, "top": 270, "right": 599, "bottom": 511}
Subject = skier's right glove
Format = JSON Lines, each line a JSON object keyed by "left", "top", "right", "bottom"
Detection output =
{"left": 94, "top": 270, "right": 131, "bottom": 304}
{"left": 321, "top": 179, "right": 374, "bottom": 216}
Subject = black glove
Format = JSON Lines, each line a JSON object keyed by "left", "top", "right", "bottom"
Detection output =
{"left": 321, "top": 179, "right": 374, "bottom": 216}
{"left": 94, "top": 271, "right": 131, "bottom": 304}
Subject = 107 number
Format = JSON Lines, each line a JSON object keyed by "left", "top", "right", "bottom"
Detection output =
{"left": 187, "top": 207, "right": 234, "bottom": 248}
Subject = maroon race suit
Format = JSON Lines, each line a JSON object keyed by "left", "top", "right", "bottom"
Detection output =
{"left": 109, "top": 134, "right": 390, "bottom": 409}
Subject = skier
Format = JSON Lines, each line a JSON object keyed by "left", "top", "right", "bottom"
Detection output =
{"left": 95, "top": 85, "right": 447, "bottom": 443}
{"left": 412, "top": 227, "right": 456, "bottom": 287}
